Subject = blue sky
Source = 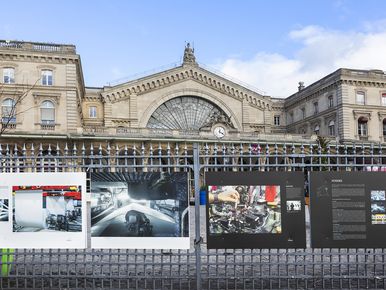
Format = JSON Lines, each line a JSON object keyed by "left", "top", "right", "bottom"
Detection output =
{"left": 2, "top": 0, "right": 386, "bottom": 96}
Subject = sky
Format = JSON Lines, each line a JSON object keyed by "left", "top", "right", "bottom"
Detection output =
{"left": 1, "top": 0, "right": 386, "bottom": 97}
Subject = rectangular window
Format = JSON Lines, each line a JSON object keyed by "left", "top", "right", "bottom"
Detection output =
{"left": 41, "top": 70, "right": 53, "bottom": 86}
{"left": 289, "top": 112, "right": 293, "bottom": 123}
{"left": 356, "top": 91, "right": 365, "bottom": 105}
{"left": 89, "top": 106, "right": 97, "bottom": 118}
{"left": 41, "top": 109, "right": 55, "bottom": 124}
{"left": 274, "top": 115, "right": 280, "bottom": 126}
{"left": 301, "top": 107, "right": 306, "bottom": 119}
{"left": 328, "top": 95, "right": 334, "bottom": 108}
{"left": 3, "top": 68, "right": 15, "bottom": 84}
{"left": 313, "top": 102, "right": 319, "bottom": 115}
{"left": 329, "top": 125, "right": 335, "bottom": 136}
{"left": 382, "top": 93, "right": 386, "bottom": 106}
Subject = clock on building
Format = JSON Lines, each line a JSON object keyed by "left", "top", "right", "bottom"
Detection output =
{"left": 213, "top": 125, "right": 226, "bottom": 139}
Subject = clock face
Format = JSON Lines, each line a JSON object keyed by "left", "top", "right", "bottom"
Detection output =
{"left": 213, "top": 126, "right": 226, "bottom": 138}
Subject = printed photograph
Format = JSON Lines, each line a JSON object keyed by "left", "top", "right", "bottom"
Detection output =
{"left": 208, "top": 185, "right": 281, "bottom": 234}
{"left": 13, "top": 185, "right": 82, "bottom": 232}
{"left": 372, "top": 214, "right": 386, "bottom": 225}
{"left": 371, "top": 202, "right": 386, "bottom": 214}
{"left": 90, "top": 172, "right": 189, "bottom": 238}
{"left": 0, "top": 199, "right": 9, "bottom": 222}
{"left": 286, "top": 200, "right": 301, "bottom": 212}
{"left": 371, "top": 190, "right": 386, "bottom": 201}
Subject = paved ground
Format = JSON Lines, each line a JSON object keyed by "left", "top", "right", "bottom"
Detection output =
{"left": 1, "top": 205, "right": 384, "bottom": 289}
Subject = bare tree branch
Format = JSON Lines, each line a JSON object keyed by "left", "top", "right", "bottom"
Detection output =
{"left": 0, "top": 79, "right": 40, "bottom": 135}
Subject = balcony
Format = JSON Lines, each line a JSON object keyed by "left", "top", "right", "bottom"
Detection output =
{"left": 1, "top": 123, "right": 16, "bottom": 130}
{"left": 359, "top": 135, "right": 368, "bottom": 141}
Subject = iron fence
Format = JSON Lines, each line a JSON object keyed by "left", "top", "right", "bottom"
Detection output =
{"left": 1, "top": 141, "right": 386, "bottom": 289}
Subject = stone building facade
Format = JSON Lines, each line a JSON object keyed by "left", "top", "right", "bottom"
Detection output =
{"left": 1, "top": 40, "right": 386, "bottom": 145}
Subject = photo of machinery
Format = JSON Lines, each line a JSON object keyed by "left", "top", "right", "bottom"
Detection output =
{"left": 90, "top": 172, "right": 189, "bottom": 238}
{"left": 12, "top": 185, "right": 82, "bottom": 232}
{"left": 208, "top": 185, "right": 281, "bottom": 234}
{"left": 0, "top": 199, "right": 8, "bottom": 221}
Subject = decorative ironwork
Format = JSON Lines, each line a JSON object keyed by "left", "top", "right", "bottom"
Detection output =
{"left": 146, "top": 96, "right": 234, "bottom": 130}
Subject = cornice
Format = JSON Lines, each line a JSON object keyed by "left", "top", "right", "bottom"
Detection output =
{"left": 285, "top": 80, "right": 341, "bottom": 109}
{"left": 101, "top": 65, "right": 272, "bottom": 110}
{"left": 0, "top": 51, "right": 80, "bottom": 65}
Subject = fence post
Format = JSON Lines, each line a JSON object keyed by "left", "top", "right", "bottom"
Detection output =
{"left": 193, "top": 143, "right": 202, "bottom": 290}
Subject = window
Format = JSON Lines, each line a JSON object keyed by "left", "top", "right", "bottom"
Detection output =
{"left": 328, "top": 95, "right": 334, "bottom": 108}
{"left": 383, "top": 119, "right": 386, "bottom": 136}
{"left": 274, "top": 115, "right": 280, "bottom": 126}
{"left": 328, "top": 120, "right": 335, "bottom": 136}
{"left": 41, "top": 70, "right": 53, "bottom": 86}
{"left": 289, "top": 112, "right": 293, "bottom": 123}
{"left": 358, "top": 117, "right": 368, "bottom": 136}
{"left": 301, "top": 107, "right": 306, "bottom": 119}
{"left": 382, "top": 93, "right": 386, "bottom": 106}
{"left": 314, "top": 124, "right": 320, "bottom": 135}
{"left": 89, "top": 106, "right": 97, "bottom": 118}
{"left": 356, "top": 91, "right": 365, "bottom": 105}
{"left": 3, "top": 68, "right": 15, "bottom": 84}
{"left": 313, "top": 102, "right": 319, "bottom": 115}
{"left": 1, "top": 98, "right": 16, "bottom": 123}
{"left": 40, "top": 100, "right": 55, "bottom": 124}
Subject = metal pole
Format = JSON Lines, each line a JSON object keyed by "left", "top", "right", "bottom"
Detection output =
{"left": 193, "top": 142, "right": 202, "bottom": 290}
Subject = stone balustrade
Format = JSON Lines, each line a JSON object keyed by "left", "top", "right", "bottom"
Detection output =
{"left": 0, "top": 40, "right": 76, "bottom": 54}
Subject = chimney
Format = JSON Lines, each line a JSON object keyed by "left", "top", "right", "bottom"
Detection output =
{"left": 298, "top": 81, "right": 305, "bottom": 91}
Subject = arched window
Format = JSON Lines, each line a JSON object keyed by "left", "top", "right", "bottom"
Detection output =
{"left": 328, "top": 120, "right": 335, "bottom": 136}
{"left": 1, "top": 98, "right": 16, "bottom": 124}
{"left": 41, "top": 101, "right": 55, "bottom": 125}
{"left": 314, "top": 124, "right": 320, "bottom": 135}
{"left": 41, "top": 70, "right": 53, "bottom": 86}
{"left": 146, "top": 96, "right": 234, "bottom": 130}
{"left": 358, "top": 117, "right": 368, "bottom": 136}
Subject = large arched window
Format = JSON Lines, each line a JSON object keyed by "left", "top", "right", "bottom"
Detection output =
{"left": 328, "top": 120, "right": 335, "bottom": 136}
{"left": 358, "top": 117, "right": 368, "bottom": 137}
{"left": 41, "top": 100, "right": 55, "bottom": 125}
{"left": 1, "top": 98, "right": 16, "bottom": 124}
{"left": 146, "top": 96, "right": 234, "bottom": 130}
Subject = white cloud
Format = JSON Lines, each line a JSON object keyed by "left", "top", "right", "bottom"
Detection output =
{"left": 218, "top": 22, "right": 386, "bottom": 97}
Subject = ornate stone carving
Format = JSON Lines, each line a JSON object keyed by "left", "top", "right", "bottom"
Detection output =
{"left": 183, "top": 43, "right": 196, "bottom": 65}
{"left": 200, "top": 110, "right": 235, "bottom": 129}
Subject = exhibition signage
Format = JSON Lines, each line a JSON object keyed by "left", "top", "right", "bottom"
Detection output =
{"left": 205, "top": 172, "right": 306, "bottom": 249}
{"left": 90, "top": 172, "right": 190, "bottom": 249}
{"left": 0, "top": 172, "right": 86, "bottom": 248}
{"left": 310, "top": 172, "right": 386, "bottom": 248}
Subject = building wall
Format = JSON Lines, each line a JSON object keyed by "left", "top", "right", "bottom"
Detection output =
{"left": 2, "top": 40, "right": 386, "bottom": 144}
{"left": 0, "top": 41, "right": 84, "bottom": 135}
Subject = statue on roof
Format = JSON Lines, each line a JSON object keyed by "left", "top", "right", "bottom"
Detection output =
{"left": 183, "top": 42, "right": 196, "bottom": 65}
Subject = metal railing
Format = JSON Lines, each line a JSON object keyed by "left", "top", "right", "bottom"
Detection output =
{"left": 1, "top": 141, "right": 386, "bottom": 289}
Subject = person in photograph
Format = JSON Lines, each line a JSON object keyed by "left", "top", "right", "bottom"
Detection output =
{"left": 208, "top": 187, "right": 240, "bottom": 204}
